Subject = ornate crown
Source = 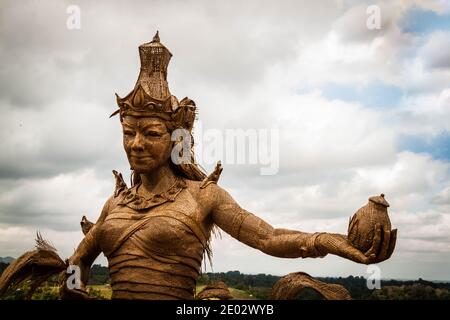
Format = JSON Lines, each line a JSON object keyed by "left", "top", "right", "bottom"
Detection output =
{"left": 110, "top": 31, "right": 196, "bottom": 132}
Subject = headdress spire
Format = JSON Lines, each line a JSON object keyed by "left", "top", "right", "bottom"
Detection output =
{"left": 153, "top": 30, "right": 160, "bottom": 42}
{"left": 111, "top": 31, "right": 197, "bottom": 132}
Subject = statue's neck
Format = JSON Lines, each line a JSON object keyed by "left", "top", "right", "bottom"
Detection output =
{"left": 138, "top": 163, "right": 178, "bottom": 195}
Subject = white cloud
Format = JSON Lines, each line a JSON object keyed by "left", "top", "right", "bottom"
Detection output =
{"left": 391, "top": 88, "right": 450, "bottom": 137}
{"left": 274, "top": 90, "right": 398, "bottom": 169}
{"left": 0, "top": 100, "right": 127, "bottom": 178}
{"left": 432, "top": 186, "right": 450, "bottom": 205}
{"left": 0, "top": 169, "right": 113, "bottom": 230}
{"left": 419, "top": 31, "right": 450, "bottom": 70}
{"left": 332, "top": 3, "right": 400, "bottom": 43}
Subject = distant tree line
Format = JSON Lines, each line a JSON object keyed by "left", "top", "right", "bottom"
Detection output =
{"left": 197, "top": 271, "right": 450, "bottom": 300}
{"left": 0, "top": 262, "right": 8, "bottom": 275}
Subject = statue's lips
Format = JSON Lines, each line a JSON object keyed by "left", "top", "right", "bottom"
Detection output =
{"left": 130, "top": 155, "right": 153, "bottom": 161}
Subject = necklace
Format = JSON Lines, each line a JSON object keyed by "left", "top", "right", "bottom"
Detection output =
{"left": 118, "top": 176, "right": 187, "bottom": 211}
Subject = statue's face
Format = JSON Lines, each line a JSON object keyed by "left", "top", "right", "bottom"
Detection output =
{"left": 122, "top": 116, "right": 172, "bottom": 173}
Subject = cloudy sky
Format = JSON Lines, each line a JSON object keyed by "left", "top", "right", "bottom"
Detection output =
{"left": 1, "top": 0, "right": 449, "bottom": 281}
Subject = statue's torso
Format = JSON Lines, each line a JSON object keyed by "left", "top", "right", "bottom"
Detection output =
{"left": 96, "top": 179, "right": 212, "bottom": 300}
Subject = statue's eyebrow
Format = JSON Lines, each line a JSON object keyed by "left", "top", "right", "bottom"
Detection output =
{"left": 140, "top": 123, "right": 167, "bottom": 131}
{"left": 122, "top": 121, "right": 166, "bottom": 131}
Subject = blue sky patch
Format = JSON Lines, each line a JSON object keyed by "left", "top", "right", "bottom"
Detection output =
{"left": 319, "top": 81, "right": 405, "bottom": 109}
{"left": 399, "top": 132, "right": 450, "bottom": 161}
{"left": 399, "top": 7, "right": 450, "bottom": 35}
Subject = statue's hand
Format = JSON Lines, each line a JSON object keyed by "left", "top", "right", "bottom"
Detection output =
{"left": 59, "top": 275, "right": 91, "bottom": 300}
{"left": 317, "top": 224, "right": 397, "bottom": 264}
{"left": 58, "top": 263, "right": 91, "bottom": 300}
{"left": 59, "top": 284, "right": 91, "bottom": 300}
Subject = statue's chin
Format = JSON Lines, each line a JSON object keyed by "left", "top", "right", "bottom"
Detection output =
{"left": 128, "top": 157, "right": 160, "bottom": 173}
{"left": 131, "top": 167, "right": 156, "bottom": 174}
{"left": 130, "top": 162, "right": 166, "bottom": 174}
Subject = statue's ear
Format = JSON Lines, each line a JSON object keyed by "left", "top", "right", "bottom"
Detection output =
{"left": 172, "top": 97, "right": 197, "bottom": 133}
{"left": 184, "top": 105, "right": 197, "bottom": 132}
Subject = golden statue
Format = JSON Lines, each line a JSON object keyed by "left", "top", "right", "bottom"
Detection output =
{"left": 0, "top": 32, "right": 397, "bottom": 300}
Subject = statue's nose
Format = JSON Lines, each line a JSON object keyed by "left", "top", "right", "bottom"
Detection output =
{"left": 131, "top": 134, "right": 145, "bottom": 152}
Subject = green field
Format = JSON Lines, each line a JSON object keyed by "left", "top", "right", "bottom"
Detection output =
{"left": 4, "top": 284, "right": 258, "bottom": 300}
{"left": 87, "top": 285, "right": 257, "bottom": 300}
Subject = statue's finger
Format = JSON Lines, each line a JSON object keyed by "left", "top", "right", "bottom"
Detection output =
{"left": 386, "top": 229, "right": 397, "bottom": 259}
{"left": 377, "top": 229, "right": 391, "bottom": 261}
{"left": 361, "top": 251, "right": 376, "bottom": 264}
{"left": 349, "top": 246, "right": 370, "bottom": 264}
{"left": 365, "top": 223, "right": 382, "bottom": 258}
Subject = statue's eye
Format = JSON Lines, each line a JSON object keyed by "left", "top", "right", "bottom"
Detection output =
{"left": 144, "top": 131, "right": 162, "bottom": 137}
{"left": 124, "top": 130, "right": 135, "bottom": 136}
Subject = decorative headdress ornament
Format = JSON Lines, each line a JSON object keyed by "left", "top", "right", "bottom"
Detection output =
{"left": 110, "top": 31, "right": 196, "bottom": 132}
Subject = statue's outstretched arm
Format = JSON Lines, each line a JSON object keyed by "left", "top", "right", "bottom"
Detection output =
{"left": 210, "top": 185, "right": 396, "bottom": 264}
